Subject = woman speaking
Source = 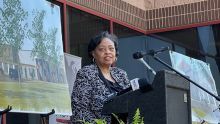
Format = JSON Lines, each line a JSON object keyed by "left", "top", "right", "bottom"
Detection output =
{"left": 71, "top": 31, "right": 130, "bottom": 124}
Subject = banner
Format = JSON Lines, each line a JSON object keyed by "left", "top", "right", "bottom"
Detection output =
{"left": 0, "top": 0, "right": 71, "bottom": 115}
{"left": 170, "top": 51, "right": 220, "bottom": 123}
{"left": 49, "top": 53, "right": 82, "bottom": 124}
{"left": 64, "top": 53, "right": 81, "bottom": 95}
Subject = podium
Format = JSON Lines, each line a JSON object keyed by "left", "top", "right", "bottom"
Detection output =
{"left": 102, "top": 70, "right": 192, "bottom": 124}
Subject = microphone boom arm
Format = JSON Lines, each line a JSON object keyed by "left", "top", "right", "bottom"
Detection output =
{"left": 151, "top": 55, "right": 220, "bottom": 101}
{"left": 138, "top": 58, "right": 156, "bottom": 75}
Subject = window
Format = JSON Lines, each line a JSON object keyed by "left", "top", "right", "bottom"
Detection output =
{"left": 67, "top": 7, "right": 110, "bottom": 66}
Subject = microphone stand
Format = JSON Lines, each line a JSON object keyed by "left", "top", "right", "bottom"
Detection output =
{"left": 138, "top": 58, "right": 156, "bottom": 75}
{"left": 150, "top": 54, "right": 220, "bottom": 102}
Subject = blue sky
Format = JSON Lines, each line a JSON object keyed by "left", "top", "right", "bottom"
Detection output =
{"left": 20, "top": 0, "right": 63, "bottom": 53}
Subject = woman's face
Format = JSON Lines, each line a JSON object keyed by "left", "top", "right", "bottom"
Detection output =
{"left": 92, "top": 38, "right": 116, "bottom": 67}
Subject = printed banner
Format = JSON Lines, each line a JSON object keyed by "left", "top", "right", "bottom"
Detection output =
{"left": 170, "top": 51, "right": 220, "bottom": 123}
{"left": 55, "top": 53, "right": 81, "bottom": 124}
{"left": 0, "top": 0, "right": 71, "bottom": 115}
{"left": 64, "top": 53, "right": 81, "bottom": 95}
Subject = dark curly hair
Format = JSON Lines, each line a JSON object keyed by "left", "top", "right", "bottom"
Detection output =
{"left": 88, "top": 31, "right": 119, "bottom": 59}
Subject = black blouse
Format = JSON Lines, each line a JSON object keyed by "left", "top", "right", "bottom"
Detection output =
{"left": 98, "top": 67, "right": 123, "bottom": 93}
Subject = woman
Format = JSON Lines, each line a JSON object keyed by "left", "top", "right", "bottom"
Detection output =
{"left": 71, "top": 31, "right": 130, "bottom": 123}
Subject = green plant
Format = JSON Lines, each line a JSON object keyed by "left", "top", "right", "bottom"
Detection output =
{"left": 112, "top": 113, "right": 125, "bottom": 124}
{"left": 78, "top": 118, "right": 93, "bottom": 124}
{"left": 94, "top": 119, "right": 107, "bottom": 124}
{"left": 80, "top": 108, "right": 144, "bottom": 124}
{"left": 132, "top": 108, "right": 144, "bottom": 124}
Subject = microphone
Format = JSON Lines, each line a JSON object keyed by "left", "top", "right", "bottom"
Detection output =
{"left": 106, "top": 78, "right": 152, "bottom": 102}
{"left": 133, "top": 46, "right": 169, "bottom": 59}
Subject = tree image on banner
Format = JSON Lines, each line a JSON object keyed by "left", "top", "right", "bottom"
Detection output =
{"left": 28, "top": 9, "right": 63, "bottom": 83}
{"left": 0, "top": 0, "right": 28, "bottom": 60}
{"left": 0, "top": 0, "right": 28, "bottom": 83}
{"left": 0, "top": 0, "right": 72, "bottom": 115}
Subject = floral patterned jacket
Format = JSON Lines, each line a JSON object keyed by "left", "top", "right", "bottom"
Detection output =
{"left": 71, "top": 64, "right": 130, "bottom": 124}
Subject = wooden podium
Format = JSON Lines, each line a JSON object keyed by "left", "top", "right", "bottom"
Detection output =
{"left": 102, "top": 70, "right": 192, "bottom": 124}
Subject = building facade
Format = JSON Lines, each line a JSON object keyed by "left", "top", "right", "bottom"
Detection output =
{"left": 1, "top": 0, "right": 220, "bottom": 123}
{"left": 60, "top": 0, "right": 220, "bottom": 92}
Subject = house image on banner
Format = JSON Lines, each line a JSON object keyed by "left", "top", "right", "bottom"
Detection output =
{"left": 19, "top": 50, "right": 65, "bottom": 83}
{"left": 0, "top": 45, "right": 20, "bottom": 81}
{"left": 19, "top": 50, "right": 38, "bottom": 81}
{"left": 0, "top": 47, "right": 65, "bottom": 83}
{"left": 0, "top": 47, "right": 38, "bottom": 82}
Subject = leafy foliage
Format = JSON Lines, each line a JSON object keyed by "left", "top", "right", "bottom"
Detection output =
{"left": 94, "top": 119, "right": 107, "bottom": 124}
{"left": 112, "top": 113, "right": 125, "bottom": 124}
{"left": 0, "top": 0, "right": 28, "bottom": 49}
{"left": 132, "top": 108, "right": 144, "bottom": 124}
{"left": 28, "top": 9, "right": 61, "bottom": 65}
{"left": 81, "top": 108, "right": 143, "bottom": 124}
{"left": 28, "top": 10, "right": 47, "bottom": 60}
{"left": 0, "top": 0, "right": 28, "bottom": 62}
{"left": 47, "top": 27, "right": 62, "bottom": 66}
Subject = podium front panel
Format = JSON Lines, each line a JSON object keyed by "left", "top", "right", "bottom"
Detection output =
{"left": 102, "top": 70, "right": 192, "bottom": 124}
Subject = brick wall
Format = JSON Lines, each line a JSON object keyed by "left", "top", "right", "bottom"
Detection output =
{"left": 68, "top": 0, "right": 220, "bottom": 32}
{"left": 69, "top": 0, "right": 146, "bottom": 30}
{"left": 146, "top": 0, "right": 220, "bottom": 30}
{"left": 121, "top": 0, "right": 146, "bottom": 10}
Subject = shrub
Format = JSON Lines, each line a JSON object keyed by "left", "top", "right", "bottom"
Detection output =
{"left": 80, "top": 108, "right": 144, "bottom": 124}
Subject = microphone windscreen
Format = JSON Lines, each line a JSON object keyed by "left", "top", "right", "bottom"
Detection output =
{"left": 133, "top": 52, "right": 145, "bottom": 59}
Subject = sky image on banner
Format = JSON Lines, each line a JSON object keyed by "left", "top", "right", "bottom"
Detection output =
{"left": 0, "top": 0, "right": 71, "bottom": 115}
{"left": 169, "top": 51, "right": 220, "bottom": 123}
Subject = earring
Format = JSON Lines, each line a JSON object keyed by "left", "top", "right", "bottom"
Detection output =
{"left": 115, "top": 57, "right": 117, "bottom": 62}
{"left": 92, "top": 58, "right": 95, "bottom": 63}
